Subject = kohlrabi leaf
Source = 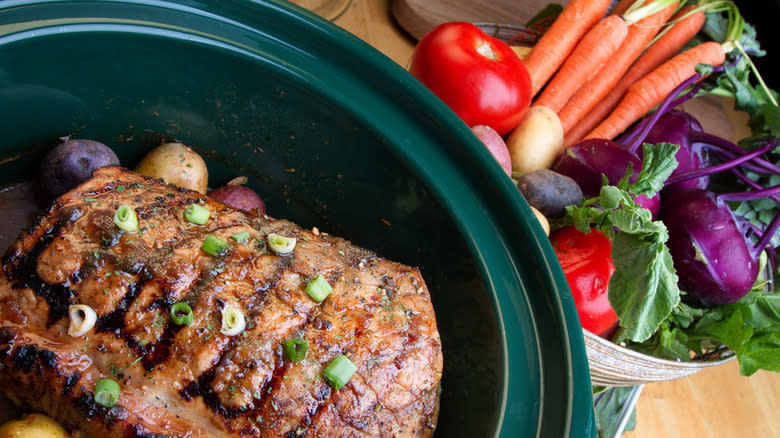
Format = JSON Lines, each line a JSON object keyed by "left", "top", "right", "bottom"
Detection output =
{"left": 630, "top": 143, "right": 680, "bottom": 196}
{"left": 610, "top": 232, "right": 680, "bottom": 342}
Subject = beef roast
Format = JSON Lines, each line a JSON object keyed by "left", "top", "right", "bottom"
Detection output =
{"left": 0, "top": 167, "right": 442, "bottom": 437}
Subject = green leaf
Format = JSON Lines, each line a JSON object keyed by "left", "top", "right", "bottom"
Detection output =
{"left": 738, "top": 332, "right": 780, "bottom": 376}
{"left": 762, "top": 103, "right": 780, "bottom": 137}
{"left": 742, "top": 292, "right": 780, "bottom": 334}
{"left": 525, "top": 3, "right": 563, "bottom": 30}
{"left": 593, "top": 386, "right": 638, "bottom": 436}
{"left": 631, "top": 143, "right": 680, "bottom": 196}
{"left": 667, "top": 299, "right": 706, "bottom": 329}
{"left": 628, "top": 322, "right": 692, "bottom": 361}
{"left": 706, "top": 306, "right": 753, "bottom": 349}
{"left": 609, "top": 233, "right": 680, "bottom": 342}
{"left": 599, "top": 185, "right": 625, "bottom": 210}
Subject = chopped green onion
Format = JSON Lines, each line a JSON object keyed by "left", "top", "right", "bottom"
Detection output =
{"left": 282, "top": 338, "right": 308, "bottom": 361}
{"left": 170, "top": 302, "right": 194, "bottom": 326}
{"left": 321, "top": 355, "right": 356, "bottom": 390}
{"left": 305, "top": 275, "right": 332, "bottom": 303}
{"left": 267, "top": 233, "right": 296, "bottom": 255}
{"left": 201, "top": 234, "right": 229, "bottom": 256}
{"left": 220, "top": 305, "right": 246, "bottom": 336}
{"left": 184, "top": 204, "right": 210, "bottom": 225}
{"left": 67, "top": 304, "right": 97, "bottom": 337}
{"left": 113, "top": 205, "right": 138, "bottom": 232}
{"left": 94, "top": 378, "right": 120, "bottom": 407}
{"left": 231, "top": 231, "right": 250, "bottom": 243}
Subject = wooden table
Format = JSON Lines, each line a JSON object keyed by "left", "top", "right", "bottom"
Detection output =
{"left": 327, "top": 1, "right": 780, "bottom": 437}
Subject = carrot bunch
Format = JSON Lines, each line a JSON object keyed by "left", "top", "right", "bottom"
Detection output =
{"left": 520, "top": 0, "right": 738, "bottom": 147}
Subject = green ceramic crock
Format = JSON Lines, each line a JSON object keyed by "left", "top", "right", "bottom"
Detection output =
{"left": 0, "top": 1, "right": 596, "bottom": 436}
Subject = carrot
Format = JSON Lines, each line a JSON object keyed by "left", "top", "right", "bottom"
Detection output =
{"left": 610, "top": 0, "right": 638, "bottom": 17}
{"left": 564, "top": 4, "right": 706, "bottom": 146}
{"left": 523, "top": 0, "right": 612, "bottom": 97}
{"left": 585, "top": 41, "right": 725, "bottom": 141}
{"left": 557, "top": 0, "right": 679, "bottom": 135}
{"left": 533, "top": 14, "right": 629, "bottom": 113}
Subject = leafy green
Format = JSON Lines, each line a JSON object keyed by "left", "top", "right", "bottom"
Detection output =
{"left": 684, "top": 283, "right": 780, "bottom": 376}
{"left": 610, "top": 231, "right": 680, "bottom": 342}
{"left": 695, "top": 8, "right": 779, "bottom": 140}
{"left": 624, "top": 249, "right": 780, "bottom": 375}
{"left": 560, "top": 143, "right": 681, "bottom": 343}
{"left": 525, "top": 3, "right": 563, "bottom": 33}
{"left": 593, "top": 386, "right": 638, "bottom": 436}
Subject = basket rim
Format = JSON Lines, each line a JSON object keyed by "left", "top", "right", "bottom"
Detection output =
{"left": 583, "top": 329, "right": 736, "bottom": 368}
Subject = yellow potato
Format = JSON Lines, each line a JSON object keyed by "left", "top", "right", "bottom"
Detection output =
{"left": 0, "top": 413, "right": 70, "bottom": 438}
{"left": 530, "top": 205, "right": 550, "bottom": 236}
{"left": 506, "top": 106, "right": 564, "bottom": 173}
{"left": 135, "top": 142, "right": 208, "bottom": 194}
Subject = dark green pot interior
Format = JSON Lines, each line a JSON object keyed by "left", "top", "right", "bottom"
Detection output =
{"left": 0, "top": 1, "right": 596, "bottom": 436}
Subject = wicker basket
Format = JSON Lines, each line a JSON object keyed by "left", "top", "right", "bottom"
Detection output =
{"left": 474, "top": 20, "right": 751, "bottom": 388}
{"left": 474, "top": 23, "right": 540, "bottom": 46}
{"left": 584, "top": 330, "right": 736, "bottom": 386}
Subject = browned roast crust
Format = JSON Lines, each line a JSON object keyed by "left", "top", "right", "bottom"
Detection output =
{"left": 0, "top": 167, "right": 442, "bottom": 437}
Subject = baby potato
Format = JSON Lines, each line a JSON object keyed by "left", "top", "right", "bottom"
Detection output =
{"left": 208, "top": 183, "right": 266, "bottom": 215}
{"left": 506, "top": 105, "right": 564, "bottom": 173}
{"left": 38, "top": 138, "right": 119, "bottom": 201}
{"left": 0, "top": 413, "right": 70, "bottom": 438}
{"left": 135, "top": 142, "right": 208, "bottom": 194}
{"left": 530, "top": 205, "right": 550, "bottom": 236}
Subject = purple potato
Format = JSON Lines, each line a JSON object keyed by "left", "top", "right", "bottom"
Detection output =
{"left": 38, "top": 139, "right": 119, "bottom": 201}
{"left": 516, "top": 169, "right": 583, "bottom": 218}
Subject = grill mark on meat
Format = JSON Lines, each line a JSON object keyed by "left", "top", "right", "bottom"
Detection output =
{"left": 38, "top": 348, "right": 57, "bottom": 369}
{"left": 285, "top": 383, "right": 332, "bottom": 438}
{"left": 0, "top": 327, "right": 15, "bottom": 358}
{"left": 96, "top": 274, "right": 152, "bottom": 334}
{"left": 253, "top": 357, "right": 289, "bottom": 418}
{"left": 127, "top": 427, "right": 168, "bottom": 438}
{"left": 63, "top": 372, "right": 82, "bottom": 396}
{"left": 4, "top": 223, "right": 76, "bottom": 326}
{"left": 12, "top": 344, "right": 38, "bottom": 372}
{"left": 181, "top": 337, "right": 247, "bottom": 420}
{"left": 74, "top": 390, "right": 106, "bottom": 420}
{"left": 141, "top": 322, "right": 184, "bottom": 373}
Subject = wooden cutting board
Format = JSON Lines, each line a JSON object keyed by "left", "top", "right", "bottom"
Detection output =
{"left": 391, "top": 0, "right": 570, "bottom": 40}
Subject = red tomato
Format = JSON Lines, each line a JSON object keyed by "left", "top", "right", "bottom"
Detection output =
{"left": 409, "top": 22, "right": 532, "bottom": 136}
{"left": 550, "top": 226, "right": 618, "bottom": 337}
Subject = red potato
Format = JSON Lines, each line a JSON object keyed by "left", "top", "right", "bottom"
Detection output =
{"left": 208, "top": 183, "right": 266, "bottom": 215}
{"left": 470, "top": 125, "right": 512, "bottom": 176}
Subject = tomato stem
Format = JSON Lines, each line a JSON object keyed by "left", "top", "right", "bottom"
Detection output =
{"left": 476, "top": 41, "right": 498, "bottom": 61}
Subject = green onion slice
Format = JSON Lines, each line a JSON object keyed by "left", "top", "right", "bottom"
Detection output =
{"left": 201, "top": 234, "right": 229, "bottom": 256}
{"left": 305, "top": 275, "right": 333, "bottom": 303}
{"left": 282, "top": 338, "right": 309, "bottom": 362}
{"left": 67, "top": 304, "right": 97, "bottom": 337}
{"left": 184, "top": 203, "right": 210, "bottom": 225}
{"left": 113, "top": 205, "right": 138, "bottom": 232}
{"left": 94, "top": 378, "right": 121, "bottom": 407}
{"left": 267, "top": 233, "right": 296, "bottom": 255}
{"left": 170, "top": 302, "right": 194, "bottom": 326}
{"left": 220, "top": 305, "right": 246, "bottom": 336}
{"left": 321, "top": 355, "right": 356, "bottom": 390}
{"left": 231, "top": 231, "right": 250, "bottom": 243}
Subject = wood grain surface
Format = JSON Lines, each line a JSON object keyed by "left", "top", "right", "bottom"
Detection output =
{"left": 331, "top": 1, "right": 780, "bottom": 437}
{"left": 389, "top": 0, "right": 562, "bottom": 40}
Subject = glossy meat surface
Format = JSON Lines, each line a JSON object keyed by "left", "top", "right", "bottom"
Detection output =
{"left": 0, "top": 167, "right": 442, "bottom": 437}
